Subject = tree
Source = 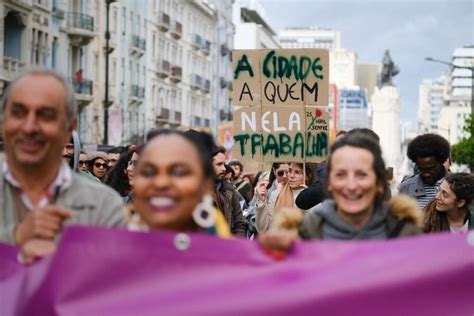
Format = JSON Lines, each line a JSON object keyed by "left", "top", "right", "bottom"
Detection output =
{"left": 451, "top": 114, "right": 474, "bottom": 171}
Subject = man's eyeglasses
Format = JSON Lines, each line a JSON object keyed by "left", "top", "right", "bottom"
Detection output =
{"left": 128, "top": 160, "right": 138, "bottom": 167}
{"left": 79, "top": 160, "right": 87, "bottom": 165}
{"left": 277, "top": 170, "right": 288, "bottom": 177}
{"left": 94, "top": 162, "right": 108, "bottom": 169}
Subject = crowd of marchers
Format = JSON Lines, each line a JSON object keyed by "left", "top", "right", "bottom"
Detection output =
{"left": 0, "top": 68, "right": 472, "bottom": 263}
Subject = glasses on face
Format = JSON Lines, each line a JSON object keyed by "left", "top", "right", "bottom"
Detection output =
{"left": 277, "top": 170, "right": 288, "bottom": 177}
{"left": 94, "top": 162, "right": 108, "bottom": 169}
{"left": 79, "top": 160, "right": 87, "bottom": 165}
{"left": 128, "top": 160, "right": 138, "bottom": 167}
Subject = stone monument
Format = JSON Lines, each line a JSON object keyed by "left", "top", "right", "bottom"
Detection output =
{"left": 371, "top": 50, "right": 402, "bottom": 177}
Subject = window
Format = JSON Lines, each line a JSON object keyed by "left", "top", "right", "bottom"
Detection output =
{"left": 122, "top": 7, "right": 126, "bottom": 34}
{"left": 112, "top": 58, "right": 117, "bottom": 82}
{"left": 94, "top": 53, "right": 99, "bottom": 81}
{"left": 112, "top": 8, "right": 118, "bottom": 33}
{"left": 171, "top": 44, "right": 177, "bottom": 65}
{"left": 51, "top": 37, "right": 58, "bottom": 69}
{"left": 121, "top": 57, "right": 125, "bottom": 83}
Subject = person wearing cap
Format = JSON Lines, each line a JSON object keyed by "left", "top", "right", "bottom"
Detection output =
{"left": 87, "top": 151, "right": 109, "bottom": 183}
{"left": 0, "top": 69, "right": 125, "bottom": 259}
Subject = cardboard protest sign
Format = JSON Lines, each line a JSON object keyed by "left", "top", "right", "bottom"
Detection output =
{"left": 218, "top": 121, "right": 235, "bottom": 161}
{"left": 232, "top": 50, "right": 262, "bottom": 106}
{"left": 304, "top": 106, "right": 330, "bottom": 162}
{"left": 233, "top": 106, "right": 263, "bottom": 162}
{"left": 260, "top": 106, "right": 306, "bottom": 163}
{"left": 260, "top": 49, "right": 329, "bottom": 106}
{"left": 232, "top": 49, "right": 330, "bottom": 163}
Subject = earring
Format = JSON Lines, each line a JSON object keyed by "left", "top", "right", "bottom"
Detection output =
{"left": 192, "top": 194, "right": 216, "bottom": 229}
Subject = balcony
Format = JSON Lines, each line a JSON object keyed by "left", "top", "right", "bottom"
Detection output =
{"left": 191, "top": 34, "right": 201, "bottom": 50}
{"left": 190, "top": 74, "right": 202, "bottom": 90}
{"left": 157, "top": 12, "right": 170, "bottom": 32}
{"left": 130, "top": 35, "right": 146, "bottom": 57}
{"left": 170, "top": 65, "right": 182, "bottom": 83}
{"left": 6, "top": 0, "right": 33, "bottom": 11}
{"left": 170, "top": 21, "right": 182, "bottom": 39}
{"left": 156, "top": 107, "right": 170, "bottom": 124}
{"left": 202, "top": 79, "right": 210, "bottom": 94}
{"left": 33, "top": 0, "right": 49, "bottom": 10}
{"left": 70, "top": 77, "right": 93, "bottom": 107}
{"left": 201, "top": 40, "right": 211, "bottom": 56}
{"left": 64, "top": 12, "right": 96, "bottom": 46}
{"left": 52, "top": 7, "right": 65, "bottom": 20}
{"left": 156, "top": 59, "right": 171, "bottom": 78}
{"left": 129, "top": 84, "right": 145, "bottom": 104}
{"left": 2, "top": 57, "right": 26, "bottom": 83}
{"left": 104, "top": 31, "right": 117, "bottom": 54}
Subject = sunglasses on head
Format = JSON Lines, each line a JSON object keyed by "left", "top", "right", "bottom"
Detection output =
{"left": 277, "top": 170, "right": 288, "bottom": 177}
{"left": 94, "top": 162, "right": 108, "bottom": 169}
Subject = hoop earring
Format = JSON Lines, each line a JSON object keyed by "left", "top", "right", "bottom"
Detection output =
{"left": 192, "top": 195, "right": 216, "bottom": 229}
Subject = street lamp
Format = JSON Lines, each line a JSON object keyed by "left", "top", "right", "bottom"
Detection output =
{"left": 425, "top": 56, "right": 474, "bottom": 115}
{"left": 103, "top": 0, "right": 117, "bottom": 145}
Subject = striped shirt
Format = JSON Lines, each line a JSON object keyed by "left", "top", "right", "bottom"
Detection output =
{"left": 418, "top": 178, "right": 443, "bottom": 209}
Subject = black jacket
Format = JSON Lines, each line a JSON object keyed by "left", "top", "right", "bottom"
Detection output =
{"left": 295, "top": 162, "right": 326, "bottom": 210}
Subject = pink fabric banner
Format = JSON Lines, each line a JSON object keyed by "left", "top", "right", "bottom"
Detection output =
{"left": 1, "top": 226, "right": 473, "bottom": 316}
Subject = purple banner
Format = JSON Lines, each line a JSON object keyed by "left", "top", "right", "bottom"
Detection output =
{"left": 1, "top": 226, "right": 473, "bottom": 316}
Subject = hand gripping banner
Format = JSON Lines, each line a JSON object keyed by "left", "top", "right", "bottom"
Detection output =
{"left": 1, "top": 226, "right": 473, "bottom": 316}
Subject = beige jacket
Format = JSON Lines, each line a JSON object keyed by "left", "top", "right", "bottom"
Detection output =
{"left": 0, "top": 162, "right": 126, "bottom": 244}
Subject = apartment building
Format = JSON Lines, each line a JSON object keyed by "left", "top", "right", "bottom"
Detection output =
{"left": 1, "top": 0, "right": 235, "bottom": 145}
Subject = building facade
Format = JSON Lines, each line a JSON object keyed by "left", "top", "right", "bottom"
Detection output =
{"left": 233, "top": 0, "right": 279, "bottom": 49}
{"left": 0, "top": 0, "right": 103, "bottom": 144}
{"left": 338, "top": 88, "right": 370, "bottom": 130}
{"left": 437, "top": 46, "right": 473, "bottom": 145}
{"left": 278, "top": 26, "right": 340, "bottom": 49}
{"left": 417, "top": 75, "right": 447, "bottom": 134}
{"left": 1, "top": 0, "right": 235, "bottom": 145}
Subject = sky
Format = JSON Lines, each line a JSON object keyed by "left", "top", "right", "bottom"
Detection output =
{"left": 258, "top": 0, "right": 474, "bottom": 126}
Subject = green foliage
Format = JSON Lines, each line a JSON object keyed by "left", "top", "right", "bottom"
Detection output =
{"left": 451, "top": 114, "right": 474, "bottom": 171}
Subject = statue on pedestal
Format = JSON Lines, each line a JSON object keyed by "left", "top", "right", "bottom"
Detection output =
{"left": 377, "top": 50, "right": 400, "bottom": 88}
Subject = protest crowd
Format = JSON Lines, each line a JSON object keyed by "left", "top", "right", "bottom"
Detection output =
{"left": 0, "top": 68, "right": 473, "bottom": 314}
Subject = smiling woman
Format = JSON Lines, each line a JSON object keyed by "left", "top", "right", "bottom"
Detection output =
{"left": 259, "top": 133, "right": 423, "bottom": 255}
{"left": 424, "top": 173, "right": 474, "bottom": 233}
{"left": 127, "top": 129, "right": 230, "bottom": 237}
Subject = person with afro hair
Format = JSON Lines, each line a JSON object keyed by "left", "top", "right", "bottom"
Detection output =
{"left": 399, "top": 133, "right": 450, "bottom": 209}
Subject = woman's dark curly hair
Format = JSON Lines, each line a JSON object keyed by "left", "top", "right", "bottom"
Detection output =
{"left": 326, "top": 133, "right": 388, "bottom": 208}
{"left": 407, "top": 133, "right": 450, "bottom": 163}
{"left": 105, "top": 149, "right": 135, "bottom": 197}
{"left": 147, "top": 129, "right": 216, "bottom": 180}
{"left": 424, "top": 173, "right": 474, "bottom": 233}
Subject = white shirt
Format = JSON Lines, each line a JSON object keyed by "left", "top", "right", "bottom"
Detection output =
{"left": 3, "top": 160, "right": 73, "bottom": 211}
{"left": 449, "top": 220, "right": 469, "bottom": 233}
